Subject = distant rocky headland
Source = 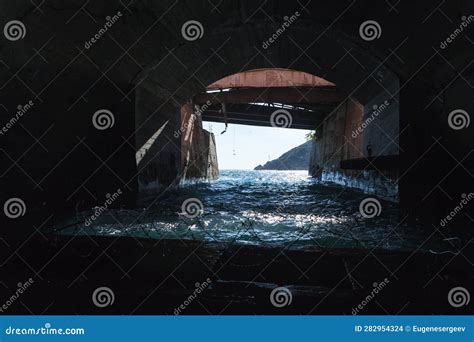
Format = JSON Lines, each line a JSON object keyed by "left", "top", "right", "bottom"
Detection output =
{"left": 254, "top": 141, "right": 312, "bottom": 170}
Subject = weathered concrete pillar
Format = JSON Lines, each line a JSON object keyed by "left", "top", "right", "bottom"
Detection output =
{"left": 133, "top": 83, "right": 219, "bottom": 195}
{"left": 309, "top": 96, "right": 399, "bottom": 201}
{"left": 134, "top": 85, "right": 181, "bottom": 194}
{"left": 180, "top": 102, "right": 219, "bottom": 181}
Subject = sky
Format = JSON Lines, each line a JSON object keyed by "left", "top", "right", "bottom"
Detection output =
{"left": 204, "top": 122, "right": 311, "bottom": 170}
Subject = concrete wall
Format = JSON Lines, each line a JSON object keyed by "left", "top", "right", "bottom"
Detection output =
{"left": 135, "top": 85, "right": 181, "bottom": 193}
{"left": 362, "top": 86, "right": 400, "bottom": 158}
{"left": 180, "top": 102, "right": 219, "bottom": 181}
{"left": 134, "top": 86, "right": 219, "bottom": 194}
{"left": 399, "top": 77, "right": 474, "bottom": 224}
{"left": 206, "top": 131, "right": 219, "bottom": 180}
{"left": 309, "top": 98, "right": 355, "bottom": 179}
{"left": 0, "top": 78, "right": 137, "bottom": 218}
{"left": 309, "top": 91, "right": 400, "bottom": 202}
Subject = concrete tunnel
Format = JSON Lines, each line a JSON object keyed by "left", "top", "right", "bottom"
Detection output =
{"left": 0, "top": 0, "right": 473, "bottom": 316}
{"left": 0, "top": 0, "right": 472, "bottom": 239}
{"left": 136, "top": 68, "right": 400, "bottom": 202}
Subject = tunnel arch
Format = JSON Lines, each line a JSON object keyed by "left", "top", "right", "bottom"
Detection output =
{"left": 135, "top": 53, "right": 400, "bottom": 202}
{"left": 133, "top": 20, "right": 399, "bottom": 108}
{"left": 132, "top": 19, "right": 402, "bottom": 187}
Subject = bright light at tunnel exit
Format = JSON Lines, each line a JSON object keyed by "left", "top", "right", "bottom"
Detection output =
{"left": 205, "top": 122, "right": 311, "bottom": 170}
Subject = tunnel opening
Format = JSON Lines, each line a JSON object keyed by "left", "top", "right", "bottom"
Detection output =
{"left": 96, "top": 67, "right": 409, "bottom": 250}
{"left": 45, "top": 67, "right": 408, "bottom": 251}
{"left": 206, "top": 122, "right": 312, "bottom": 171}
{"left": 174, "top": 68, "right": 400, "bottom": 196}
{"left": 46, "top": 68, "right": 409, "bottom": 252}
{"left": 135, "top": 68, "right": 400, "bottom": 187}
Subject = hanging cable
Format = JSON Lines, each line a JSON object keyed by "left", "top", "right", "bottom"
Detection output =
{"left": 232, "top": 124, "right": 236, "bottom": 155}
{"left": 219, "top": 103, "right": 228, "bottom": 134}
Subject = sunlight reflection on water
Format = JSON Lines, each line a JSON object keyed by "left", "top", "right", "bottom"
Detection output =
{"left": 59, "top": 170, "right": 446, "bottom": 251}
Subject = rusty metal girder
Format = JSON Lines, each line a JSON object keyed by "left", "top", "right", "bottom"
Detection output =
{"left": 201, "top": 103, "right": 326, "bottom": 130}
{"left": 194, "top": 87, "right": 345, "bottom": 105}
